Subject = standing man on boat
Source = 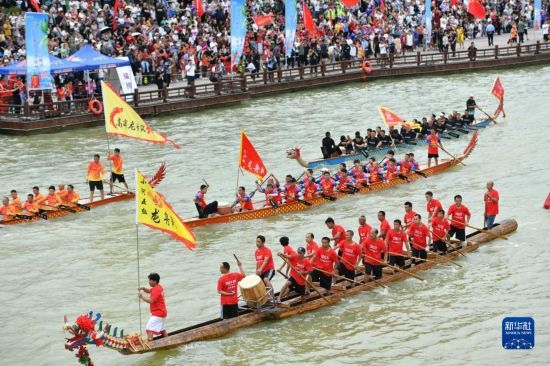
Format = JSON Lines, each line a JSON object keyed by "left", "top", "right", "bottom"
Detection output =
{"left": 357, "top": 215, "right": 372, "bottom": 243}
{"left": 425, "top": 191, "right": 443, "bottom": 222}
{"left": 446, "top": 195, "right": 471, "bottom": 248}
{"left": 385, "top": 219, "right": 410, "bottom": 268}
{"left": 325, "top": 217, "right": 346, "bottom": 247}
{"left": 218, "top": 259, "right": 246, "bottom": 319}
{"left": 138, "top": 273, "right": 167, "bottom": 341}
{"left": 427, "top": 129, "right": 441, "bottom": 167}
{"left": 322, "top": 131, "right": 340, "bottom": 158}
{"left": 108, "top": 148, "right": 129, "bottom": 195}
{"left": 277, "top": 236, "right": 297, "bottom": 275}
{"left": 86, "top": 154, "right": 105, "bottom": 203}
{"left": 466, "top": 95, "right": 477, "bottom": 123}
{"left": 484, "top": 181, "right": 500, "bottom": 229}
{"left": 377, "top": 211, "right": 391, "bottom": 239}
{"left": 337, "top": 230, "right": 362, "bottom": 282}
{"left": 431, "top": 209, "right": 451, "bottom": 253}
{"left": 194, "top": 185, "right": 219, "bottom": 218}
{"left": 362, "top": 229, "right": 386, "bottom": 280}
{"left": 310, "top": 237, "right": 339, "bottom": 291}
{"left": 255, "top": 235, "right": 275, "bottom": 289}
{"left": 403, "top": 201, "right": 417, "bottom": 229}
{"left": 408, "top": 214, "right": 431, "bottom": 265}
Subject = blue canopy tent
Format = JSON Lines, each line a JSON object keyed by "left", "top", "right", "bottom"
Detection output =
{"left": 0, "top": 54, "right": 88, "bottom": 75}
{"left": 65, "top": 44, "right": 131, "bottom": 69}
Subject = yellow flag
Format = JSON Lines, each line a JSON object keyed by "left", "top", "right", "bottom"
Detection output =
{"left": 101, "top": 81, "right": 180, "bottom": 149}
{"left": 136, "top": 170, "right": 196, "bottom": 250}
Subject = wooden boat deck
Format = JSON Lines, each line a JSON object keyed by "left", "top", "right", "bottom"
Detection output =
{"left": 112, "top": 218, "right": 516, "bottom": 354}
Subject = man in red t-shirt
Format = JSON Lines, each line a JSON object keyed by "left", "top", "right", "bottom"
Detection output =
{"left": 217, "top": 259, "right": 246, "bottom": 319}
{"left": 357, "top": 215, "right": 372, "bottom": 243}
{"left": 255, "top": 235, "right": 275, "bottom": 289}
{"left": 337, "top": 230, "right": 362, "bottom": 281}
{"left": 304, "top": 232, "right": 319, "bottom": 265}
{"left": 378, "top": 210, "right": 391, "bottom": 239}
{"left": 403, "top": 201, "right": 417, "bottom": 229}
{"left": 447, "top": 194, "right": 472, "bottom": 247}
{"left": 425, "top": 191, "right": 443, "bottom": 221}
{"left": 385, "top": 219, "right": 410, "bottom": 268}
{"left": 310, "top": 237, "right": 339, "bottom": 291}
{"left": 278, "top": 247, "right": 312, "bottom": 303}
{"left": 484, "top": 181, "right": 500, "bottom": 229}
{"left": 408, "top": 214, "right": 431, "bottom": 264}
{"left": 427, "top": 128, "right": 441, "bottom": 167}
{"left": 362, "top": 229, "right": 386, "bottom": 279}
{"left": 325, "top": 217, "right": 346, "bottom": 246}
{"left": 138, "top": 273, "right": 167, "bottom": 340}
{"left": 277, "top": 236, "right": 296, "bottom": 275}
{"left": 431, "top": 209, "right": 451, "bottom": 253}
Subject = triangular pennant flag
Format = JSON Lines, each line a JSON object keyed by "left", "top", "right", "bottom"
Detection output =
{"left": 195, "top": 0, "right": 205, "bottom": 17}
{"left": 491, "top": 76, "right": 506, "bottom": 118}
{"left": 378, "top": 106, "right": 405, "bottom": 127}
{"left": 468, "top": 0, "right": 486, "bottom": 19}
{"left": 303, "top": 3, "right": 316, "bottom": 33}
{"left": 136, "top": 170, "right": 196, "bottom": 250}
{"left": 101, "top": 81, "right": 180, "bottom": 149}
{"left": 239, "top": 130, "right": 268, "bottom": 180}
{"left": 253, "top": 14, "right": 274, "bottom": 28}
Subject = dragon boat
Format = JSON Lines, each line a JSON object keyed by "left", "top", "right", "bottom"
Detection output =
{"left": 63, "top": 218, "right": 517, "bottom": 361}
{"left": 184, "top": 131, "right": 478, "bottom": 228}
{"left": 296, "top": 118, "right": 492, "bottom": 169}
{"left": 0, "top": 164, "right": 166, "bottom": 226}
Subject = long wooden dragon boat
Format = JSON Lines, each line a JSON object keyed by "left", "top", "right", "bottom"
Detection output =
{"left": 298, "top": 118, "right": 491, "bottom": 169}
{"left": 0, "top": 164, "right": 166, "bottom": 226}
{"left": 184, "top": 130, "right": 478, "bottom": 228}
{"left": 63, "top": 218, "right": 517, "bottom": 360}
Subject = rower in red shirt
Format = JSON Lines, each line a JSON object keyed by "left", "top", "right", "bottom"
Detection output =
{"left": 336, "top": 169, "right": 355, "bottom": 193}
{"left": 217, "top": 259, "right": 246, "bottom": 319}
{"left": 234, "top": 186, "right": 254, "bottom": 212}
{"left": 0, "top": 196, "right": 15, "bottom": 219}
{"left": 138, "top": 273, "right": 167, "bottom": 340}
{"left": 257, "top": 183, "right": 282, "bottom": 207}
{"left": 43, "top": 186, "right": 62, "bottom": 211}
{"left": 403, "top": 201, "right": 417, "bottom": 229}
{"left": 337, "top": 230, "right": 362, "bottom": 282}
{"left": 319, "top": 171, "right": 337, "bottom": 195}
{"left": 9, "top": 190, "right": 23, "bottom": 215}
{"left": 277, "top": 236, "right": 296, "bottom": 275}
{"left": 385, "top": 158, "right": 401, "bottom": 181}
{"left": 56, "top": 183, "right": 68, "bottom": 201}
{"left": 350, "top": 160, "right": 369, "bottom": 188}
{"left": 400, "top": 153, "right": 415, "bottom": 176}
{"left": 325, "top": 217, "right": 346, "bottom": 247}
{"left": 362, "top": 229, "right": 386, "bottom": 280}
{"left": 484, "top": 181, "right": 500, "bottom": 229}
{"left": 427, "top": 128, "right": 441, "bottom": 167}
{"left": 32, "top": 186, "right": 46, "bottom": 206}
{"left": 357, "top": 215, "right": 372, "bottom": 243}
{"left": 304, "top": 232, "right": 319, "bottom": 266}
{"left": 62, "top": 185, "right": 81, "bottom": 207}
{"left": 310, "top": 237, "right": 339, "bottom": 291}
{"left": 255, "top": 235, "right": 275, "bottom": 289}
{"left": 425, "top": 190, "right": 443, "bottom": 221}
{"left": 302, "top": 177, "right": 320, "bottom": 200}
{"left": 366, "top": 162, "right": 384, "bottom": 184}
{"left": 278, "top": 247, "right": 312, "bottom": 303}
{"left": 407, "top": 214, "right": 431, "bottom": 265}
{"left": 282, "top": 179, "right": 302, "bottom": 203}
{"left": 446, "top": 194, "right": 472, "bottom": 247}
{"left": 385, "top": 219, "right": 410, "bottom": 268}
{"left": 377, "top": 210, "right": 391, "bottom": 239}
{"left": 431, "top": 209, "right": 451, "bottom": 253}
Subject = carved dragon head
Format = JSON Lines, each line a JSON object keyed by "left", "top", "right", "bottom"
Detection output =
{"left": 286, "top": 147, "right": 301, "bottom": 159}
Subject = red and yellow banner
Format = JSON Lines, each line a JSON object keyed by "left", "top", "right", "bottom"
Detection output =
{"left": 253, "top": 14, "right": 273, "bottom": 28}
{"left": 136, "top": 170, "right": 196, "bottom": 250}
{"left": 378, "top": 106, "right": 405, "bottom": 127}
{"left": 101, "top": 81, "right": 180, "bottom": 149}
{"left": 491, "top": 76, "right": 506, "bottom": 118}
{"left": 239, "top": 130, "right": 268, "bottom": 180}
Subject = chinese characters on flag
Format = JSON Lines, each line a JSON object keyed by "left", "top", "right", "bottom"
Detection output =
{"left": 378, "top": 106, "right": 405, "bottom": 127}
{"left": 239, "top": 130, "right": 268, "bottom": 180}
{"left": 101, "top": 81, "right": 180, "bottom": 149}
{"left": 253, "top": 14, "right": 274, "bottom": 28}
{"left": 491, "top": 76, "right": 506, "bottom": 118}
{"left": 136, "top": 170, "right": 196, "bottom": 250}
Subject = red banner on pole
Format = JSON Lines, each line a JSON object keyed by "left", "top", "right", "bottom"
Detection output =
{"left": 239, "top": 131, "right": 268, "bottom": 180}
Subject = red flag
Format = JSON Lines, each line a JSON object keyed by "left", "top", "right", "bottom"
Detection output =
{"left": 195, "top": 0, "right": 205, "bottom": 17}
{"left": 491, "top": 76, "right": 506, "bottom": 118}
{"left": 378, "top": 106, "right": 405, "bottom": 127}
{"left": 303, "top": 3, "right": 316, "bottom": 33}
{"left": 468, "top": 0, "right": 486, "bottom": 19}
{"left": 112, "top": 0, "right": 121, "bottom": 30}
{"left": 29, "top": 0, "right": 40, "bottom": 12}
{"left": 253, "top": 14, "right": 273, "bottom": 28}
{"left": 342, "top": 0, "right": 360, "bottom": 8}
{"left": 239, "top": 131, "right": 268, "bottom": 180}
{"left": 380, "top": 0, "right": 386, "bottom": 13}
{"left": 451, "top": 0, "right": 458, "bottom": 6}
{"left": 371, "top": 6, "right": 378, "bottom": 28}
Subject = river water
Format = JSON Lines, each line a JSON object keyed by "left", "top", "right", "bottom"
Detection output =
{"left": 0, "top": 65, "right": 549, "bottom": 365}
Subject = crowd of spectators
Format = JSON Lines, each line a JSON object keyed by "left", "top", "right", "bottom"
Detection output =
{"left": 0, "top": 0, "right": 548, "bottom": 112}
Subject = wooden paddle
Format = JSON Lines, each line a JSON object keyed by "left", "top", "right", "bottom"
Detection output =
{"left": 386, "top": 251, "right": 451, "bottom": 267}
{"left": 389, "top": 251, "right": 462, "bottom": 268}
{"left": 476, "top": 106, "right": 498, "bottom": 124}
{"left": 414, "top": 170, "right": 428, "bottom": 178}
{"left": 363, "top": 255, "right": 425, "bottom": 281}
{"left": 438, "top": 143, "right": 466, "bottom": 167}
{"left": 233, "top": 254, "right": 241, "bottom": 266}
{"left": 316, "top": 267, "right": 373, "bottom": 288}
{"left": 337, "top": 255, "right": 387, "bottom": 288}
{"left": 296, "top": 198, "right": 312, "bottom": 206}
{"left": 449, "top": 219, "right": 508, "bottom": 241}
{"left": 277, "top": 269, "right": 289, "bottom": 280}
{"left": 278, "top": 254, "right": 332, "bottom": 305}
{"left": 42, "top": 203, "right": 75, "bottom": 213}
{"left": 428, "top": 229, "right": 467, "bottom": 258}
{"left": 249, "top": 174, "right": 273, "bottom": 198}
{"left": 61, "top": 199, "right": 91, "bottom": 211}
{"left": 320, "top": 193, "right": 337, "bottom": 201}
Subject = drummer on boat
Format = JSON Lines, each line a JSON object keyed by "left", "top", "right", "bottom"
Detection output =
{"left": 194, "top": 184, "right": 219, "bottom": 218}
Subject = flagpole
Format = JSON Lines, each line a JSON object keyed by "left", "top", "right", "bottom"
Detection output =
{"left": 135, "top": 169, "right": 142, "bottom": 335}
{"left": 101, "top": 81, "right": 114, "bottom": 187}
